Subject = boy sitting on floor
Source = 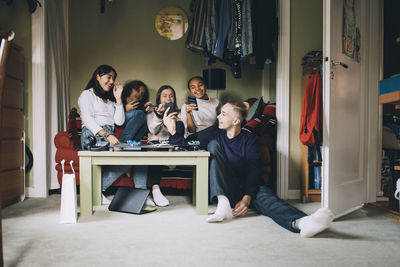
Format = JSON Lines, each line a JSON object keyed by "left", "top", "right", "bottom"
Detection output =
{"left": 163, "top": 102, "right": 334, "bottom": 238}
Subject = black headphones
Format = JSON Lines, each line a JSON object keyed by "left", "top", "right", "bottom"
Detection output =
{"left": 84, "top": 136, "right": 110, "bottom": 151}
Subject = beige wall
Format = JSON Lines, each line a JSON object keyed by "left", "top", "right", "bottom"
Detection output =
{"left": 289, "top": 0, "right": 323, "bottom": 190}
{"left": 0, "top": 1, "right": 33, "bottom": 185}
{"left": 69, "top": 0, "right": 264, "bottom": 110}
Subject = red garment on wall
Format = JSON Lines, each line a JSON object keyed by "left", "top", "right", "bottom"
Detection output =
{"left": 299, "top": 73, "right": 323, "bottom": 146}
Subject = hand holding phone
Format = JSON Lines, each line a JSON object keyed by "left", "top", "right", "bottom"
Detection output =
{"left": 164, "top": 102, "right": 175, "bottom": 116}
{"left": 126, "top": 100, "right": 140, "bottom": 112}
{"left": 187, "top": 96, "right": 198, "bottom": 111}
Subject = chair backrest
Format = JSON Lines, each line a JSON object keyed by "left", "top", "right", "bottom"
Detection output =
{"left": 68, "top": 108, "right": 82, "bottom": 150}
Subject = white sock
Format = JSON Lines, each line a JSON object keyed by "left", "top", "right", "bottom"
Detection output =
{"left": 152, "top": 188, "right": 169, "bottom": 207}
{"left": 102, "top": 193, "right": 112, "bottom": 205}
{"left": 207, "top": 195, "right": 233, "bottom": 223}
{"left": 296, "top": 207, "right": 334, "bottom": 238}
{"left": 145, "top": 196, "right": 155, "bottom": 207}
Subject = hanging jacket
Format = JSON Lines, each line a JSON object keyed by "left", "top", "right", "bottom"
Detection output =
{"left": 299, "top": 73, "right": 323, "bottom": 146}
{"left": 213, "top": 0, "right": 231, "bottom": 59}
{"left": 227, "top": 0, "right": 242, "bottom": 53}
{"left": 241, "top": 0, "right": 253, "bottom": 57}
{"left": 186, "top": 0, "right": 208, "bottom": 53}
{"left": 205, "top": 0, "right": 218, "bottom": 53}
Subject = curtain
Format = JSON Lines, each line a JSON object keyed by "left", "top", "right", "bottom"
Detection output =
{"left": 46, "top": 0, "right": 69, "bottom": 189}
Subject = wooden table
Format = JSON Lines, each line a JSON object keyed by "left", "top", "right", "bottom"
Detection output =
{"left": 78, "top": 150, "right": 210, "bottom": 217}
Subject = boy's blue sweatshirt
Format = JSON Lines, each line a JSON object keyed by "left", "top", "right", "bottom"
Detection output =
{"left": 170, "top": 128, "right": 263, "bottom": 197}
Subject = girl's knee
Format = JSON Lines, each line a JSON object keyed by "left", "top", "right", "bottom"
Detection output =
{"left": 126, "top": 110, "right": 146, "bottom": 121}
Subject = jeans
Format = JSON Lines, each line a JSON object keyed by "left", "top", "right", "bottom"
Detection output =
{"left": 81, "top": 125, "right": 114, "bottom": 150}
{"left": 80, "top": 125, "right": 148, "bottom": 191}
{"left": 208, "top": 140, "right": 242, "bottom": 207}
{"left": 252, "top": 186, "right": 307, "bottom": 233}
{"left": 118, "top": 110, "right": 148, "bottom": 143}
{"left": 148, "top": 165, "right": 162, "bottom": 186}
{"left": 208, "top": 140, "right": 307, "bottom": 233}
{"left": 102, "top": 165, "right": 148, "bottom": 191}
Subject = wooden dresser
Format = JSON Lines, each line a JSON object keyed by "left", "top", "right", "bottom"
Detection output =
{"left": 0, "top": 33, "right": 25, "bottom": 208}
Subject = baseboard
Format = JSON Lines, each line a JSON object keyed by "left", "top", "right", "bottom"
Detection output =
{"left": 25, "top": 187, "right": 47, "bottom": 198}
{"left": 287, "top": 189, "right": 301, "bottom": 200}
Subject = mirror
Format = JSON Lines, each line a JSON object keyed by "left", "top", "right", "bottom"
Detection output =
{"left": 155, "top": 6, "right": 188, "bottom": 41}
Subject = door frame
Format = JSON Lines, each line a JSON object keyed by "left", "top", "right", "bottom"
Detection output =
{"left": 276, "top": 0, "right": 291, "bottom": 199}
{"left": 364, "top": 0, "right": 381, "bottom": 203}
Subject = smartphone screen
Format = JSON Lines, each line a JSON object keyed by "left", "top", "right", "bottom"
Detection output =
{"left": 188, "top": 96, "right": 198, "bottom": 109}
{"left": 164, "top": 102, "right": 175, "bottom": 115}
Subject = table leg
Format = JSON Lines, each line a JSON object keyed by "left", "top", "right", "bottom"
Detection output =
{"left": 192, "top": 166, "right": 196, "bottom": 205}
{"left": 92, "top": 165, "right": 102, "bottom": 206}
{"left": 79, "top": 156, "right": 93, "bottom": 216}
{"left": 195, "top": 158, "right": 209, "bottom": 215}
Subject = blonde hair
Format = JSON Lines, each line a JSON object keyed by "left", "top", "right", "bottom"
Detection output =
{"left": 228, "top": 102, "right": 248, "bottom": 122}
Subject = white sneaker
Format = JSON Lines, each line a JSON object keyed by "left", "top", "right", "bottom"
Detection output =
{"left": 145, "top": 196, "right": 156, "bottom": 207}
{"left": 102, "top": 194, "right": 112, "bottom": 205}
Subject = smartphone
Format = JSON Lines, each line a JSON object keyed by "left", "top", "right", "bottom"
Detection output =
{"left": 164, "top": 102, "right": 175, "bottom": 115}
{"left": 188, "top": 96, "right": 198, "bottom": 110}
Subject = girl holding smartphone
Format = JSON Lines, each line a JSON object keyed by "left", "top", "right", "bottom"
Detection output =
{"left": 180, "top": 76, "right": 220, "bottom": 142}
{"left": 146, "top": 85, "right": 184, "bottom": 206}
{"left": 118, "top": 80, "right": 152, "bottom": 143}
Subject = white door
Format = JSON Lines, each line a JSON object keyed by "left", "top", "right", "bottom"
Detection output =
{"left": 322, "top": 0, "right": 369, "bottom": 217}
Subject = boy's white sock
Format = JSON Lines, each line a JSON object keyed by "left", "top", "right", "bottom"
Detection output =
{"left": 152, "top": 188, "right": 169, "bottom": 207}
{"left": 145, "top": 196, "right": 156, "bottom": 207}
{"left": 296, "top": 207, "right": 334, "bottom": 238}
{"left": 207, "top": 195, "right": 233, "bottom": 223}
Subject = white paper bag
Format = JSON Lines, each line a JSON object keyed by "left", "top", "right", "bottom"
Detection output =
{"left": 59, "top": 160, "right": 78, "bottom": 224}
{"left": 395, "top": 178, "right": 400, "bottom": 200}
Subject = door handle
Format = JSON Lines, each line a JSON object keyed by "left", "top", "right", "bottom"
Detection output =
{"left": 331, "top": 61, "right": 348, "bottom": 69}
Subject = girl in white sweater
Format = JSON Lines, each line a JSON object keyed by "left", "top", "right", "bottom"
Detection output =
{"left": 180, "top": 76, "right": 220, "bottom": 142}
{"left": 79, "top": 65, "right": 124, "bottom": 149}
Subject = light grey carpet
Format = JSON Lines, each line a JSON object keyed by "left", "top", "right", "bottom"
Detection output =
{"left": 2, "top": 195, "right": 400, "bottom": 267}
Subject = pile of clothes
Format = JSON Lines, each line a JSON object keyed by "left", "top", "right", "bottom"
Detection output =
{"left": 186, "top": 0, "right": 278, "bottom": 78}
